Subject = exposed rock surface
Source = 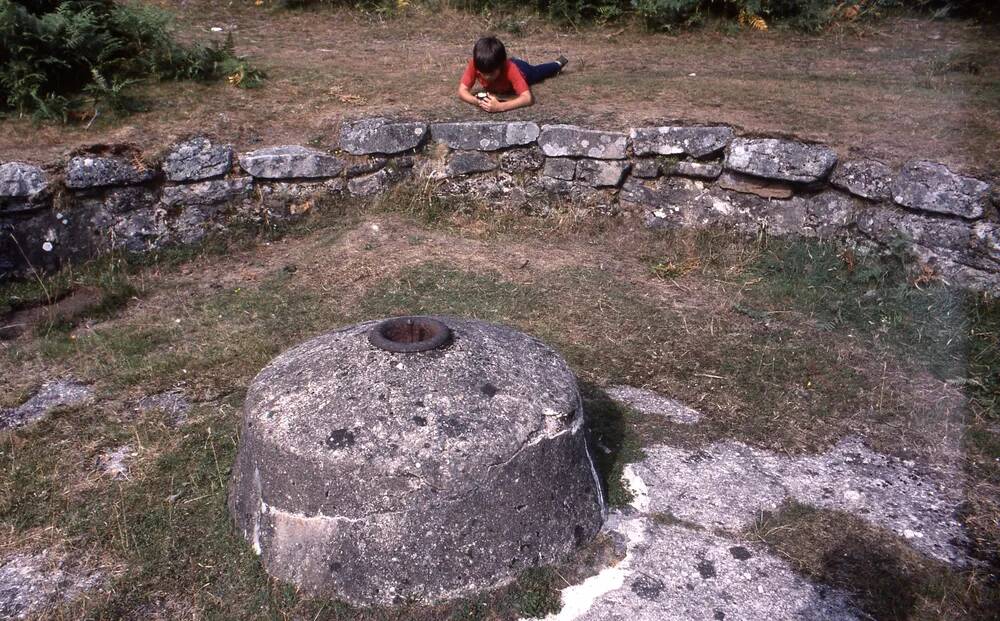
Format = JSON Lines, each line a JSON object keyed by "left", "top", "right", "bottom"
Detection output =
{"left": 630, "top": 126, "right": 734, "bottom": 158}
{"left": 632, "top": 438, "right": 969, "bottom": 565}
{"left": 891, "top": 160, "right": 991, "bottom": 219}
{"left": 856, "top": 208, "right": 999, "bottom": 292}
{"left": 576, "top": 160, "right": 631, "bottom": 188}
{"left": 830, "top": 158, "right": 893, "bottom": 201}
{"left": 254, "top": 178, "right": 344, "bottom": 205}
{"left": 229, "top": 317, "right": 604, "bottom": 605}
{"left": 431, "top": 122, "right": 540, "bottom": 151}
{"left": 546, "top": 516, "right": 861, "bottom": 621}
{"left": 631, "top": 160, "right": 660, "bottom": 179}
{"left": 725, "top": 138, "right": 837, "bottom": 183}
{"left": 0, "top": 162, "right": 47, "bottom": 199}
{"left": 79, "top": 186, "right": 157, "bottom": 215}
{"left": 604, "top": 386, "right": 703, "bottom": 424}
{"left": 348, "top": 167, "right": 403, "bottom": 197}
{"left": 163, "top": 137, "right": 233, "bottom": 182}
{"left": 340, "top": 118, "right": 428, "bottom": 155}
{"left": 0, "top": 380, "right": 94, "bottom": 430}
{"left": 65, "top": 155, "right": 156, "bottom": 189}
{"left": 446, "top": 151, "right": 498, "bottom": 177}
{"left": 0, "top": 553, "right": 101, "bottom": 620}
{"left": 543, "top": 158, "right": 577, "bottom": 181}
{"left": 666, "top": 160, "right": 723, "bottom": 180}
{"left": 110, "top": 208, "right": 167, "bottom": 253}
{"left": 539, "top": 125, "right": 628, "bottom": 160}
{"left": 717, "top": 171, "right": 794, "bottom": 199}
{"left": 239, "top": 146, "right": 344, "bottom": 179}
{"left": 160, "top": 178, "right": 252, "bottom": 208}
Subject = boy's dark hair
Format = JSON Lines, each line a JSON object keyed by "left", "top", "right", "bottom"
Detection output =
{"left": 473, "top": 36, "right": 506, "bottom": 73}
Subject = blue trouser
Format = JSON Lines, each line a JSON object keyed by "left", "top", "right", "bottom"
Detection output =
{"left": 512, "top": 58, "right": 561, "bottom": 85}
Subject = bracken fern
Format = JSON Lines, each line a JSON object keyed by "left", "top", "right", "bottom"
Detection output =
{"left": 0, "top": 0, "right": 265, "bottom": 122}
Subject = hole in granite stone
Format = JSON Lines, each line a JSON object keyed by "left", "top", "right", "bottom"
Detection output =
{"left": 368, "top": 316, "right": 452, "bottom": 353}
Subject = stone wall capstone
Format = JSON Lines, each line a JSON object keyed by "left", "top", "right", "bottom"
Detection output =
{"left": 431, "top": 121, "right": 539, "bottom": 151}
{"left": 725, "top": 138, "right": 838, "bottom": 183}
{"left": 0, "top": 163, "right": 47, "bottom": 200}
{"left": 630, "top": 126, "right": 733, "bottom": 158}
{"left": 2, "top": 118, "right": 997, "bottom": 295}
{"left": 164, "top": 137, "right": 234, "bottom": 182}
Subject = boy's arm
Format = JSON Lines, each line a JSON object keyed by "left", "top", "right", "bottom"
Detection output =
{"left": 457, "top": 82, "right": 483, "bottom": 107}
{"left": 481, "top": 89, "right": 534, "bottom": 113}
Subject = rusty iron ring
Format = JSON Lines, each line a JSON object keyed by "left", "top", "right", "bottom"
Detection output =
{"left": 368, "top": 316, "right": 452, "bottom": 353}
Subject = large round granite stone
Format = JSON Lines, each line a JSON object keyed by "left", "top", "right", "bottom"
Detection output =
{"left": 228, "top": 316, "right": 605, "bottom": 606}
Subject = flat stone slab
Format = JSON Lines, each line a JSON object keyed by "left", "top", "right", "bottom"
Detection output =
{"left": 239, "top": 146, "right": 344, "bottom": 179}
{"left": 544, "top": 158, "right": 577, "bottom": 181}
{"left": 65, "top": 155, "right": 156, "bottom": 189}
{"left": 576, "top": 160, "right": 630, "bottom": 187}
{"left": 539, "top": 125, "right": 628, "bottom": 160}
{"left": 717, "top": 171, "right": 794, "bottom": 199}
{"left": 0, "top": 380, "right": 94, "bottom": 430}
{"left": 340, "top": 117, "right": 428, "bottom": 155}
{"left": 160, "top": 177, "right": 252, "bottom": 208}
{"left": 431, "top": 122, "right": 540, "bottom": 151}
{"left": 830, "top": 158, "right": 893, "bottom": 201}
{"left": 0, "top": 162, "right": 47, "bottom": 199}
{"left": 347, "top": 167, "right": 404, "bottom": 197}
{"left": 630, "top": 160, "right": 660, "bottom": 179}
{"left": 631, "top": 437, "right": 970, "bottom": 565}
{"left": 630, "top": 126, "right": 734, "bottom": 158}
{"left": 547, "top": 515, "right": 861, "bottom": 621}
{"left": 666, "top": 160, "right": 723, "bottom": 180}
{"left": 604, "top": 386, "right": 703, "bottom": 424}
{"left": 445, "top": 151, "right": 498, "bottom": 177}
{"left": 725, "top": 138, "right": 837, "bottom": 183}
{"left": 163, "top": 137, "right": 233, "bottom": 182}
{"left": 0, "top": 553, "right": 101, "bottom": 620}
{"left": 891, "top": 160, "right": 991, "bottom": 219}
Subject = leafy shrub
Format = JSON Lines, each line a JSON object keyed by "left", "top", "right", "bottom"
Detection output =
{"left": 0, "top": 0, "right": 264, "bottom": 122}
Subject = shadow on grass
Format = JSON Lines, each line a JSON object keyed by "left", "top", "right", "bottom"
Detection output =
{"left": 580, "top": 381, "right": 646, "bottom": 508}
{"left": 752, "top": 501, "right": 1000, "bottom": 621}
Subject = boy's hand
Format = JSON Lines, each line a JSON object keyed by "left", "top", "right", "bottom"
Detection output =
{"left": 479, "top": 94, "right": 502, "bottom": 113}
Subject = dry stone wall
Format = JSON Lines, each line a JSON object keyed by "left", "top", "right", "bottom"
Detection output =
{"left": 2, "top": 118, "right": 998, "bottom": 293}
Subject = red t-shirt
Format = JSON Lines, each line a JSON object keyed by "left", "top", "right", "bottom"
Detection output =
{"left": 460, "top": 59, "right": 529, "bottom": 95}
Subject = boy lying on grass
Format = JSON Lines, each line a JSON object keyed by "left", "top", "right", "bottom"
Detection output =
{"left": 457, "top": 35, "right": 568, "bottom": 113}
